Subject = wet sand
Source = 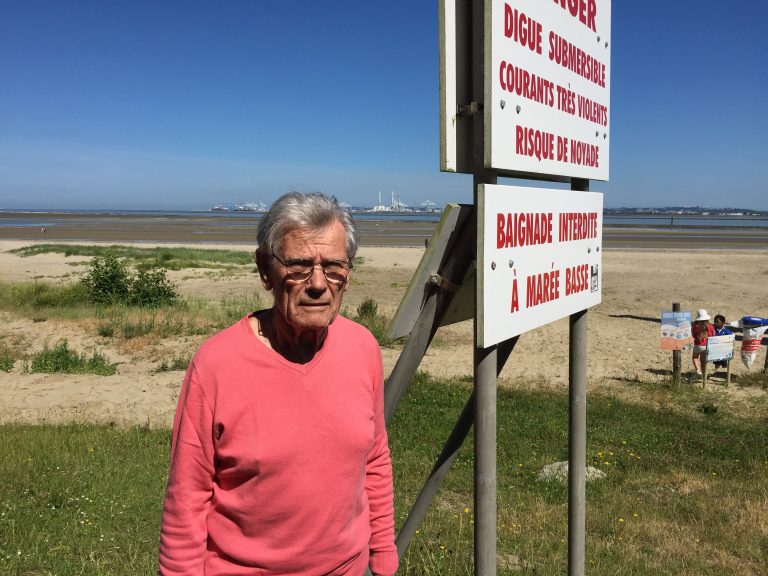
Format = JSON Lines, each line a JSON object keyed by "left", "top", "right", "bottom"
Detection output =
{"left": 0, "top": 212, "right": 436, "bottom": 247}
{"left": 1, "top": 211, "right": 766, "bottom": 249}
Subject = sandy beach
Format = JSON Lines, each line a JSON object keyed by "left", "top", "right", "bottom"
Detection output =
{"left": 3, "top": 210, "right": 768, "bottom": 249}
{"left": 1, "top": 235, "right": 767, "bottom": 427}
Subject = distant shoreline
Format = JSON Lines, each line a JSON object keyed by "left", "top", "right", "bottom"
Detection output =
{"left": 1, "top": 210, "right": 767, "bottom": 249}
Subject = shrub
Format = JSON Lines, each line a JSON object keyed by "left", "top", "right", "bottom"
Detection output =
{"left": 130, "top": 268, "right": 179, "bottom": 307}
{"left": 82, "top": 252, "right": 131, "bottom": 304}
{"left": 82, "top": 253, "right": 180, "bottom": 307}
{"left": 27, "top": 340, "right": 117, "bottom": 376}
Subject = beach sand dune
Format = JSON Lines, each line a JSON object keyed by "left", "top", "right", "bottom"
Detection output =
{"left": 0, "top": 240, "right": 766, "bottom": 426}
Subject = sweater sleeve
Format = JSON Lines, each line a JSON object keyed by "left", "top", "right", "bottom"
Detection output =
{"left": 366, "top": 350, "right": 399, "bottom": 576}
{"left": 159, "top": 362, "right": 215, "bottom": 575}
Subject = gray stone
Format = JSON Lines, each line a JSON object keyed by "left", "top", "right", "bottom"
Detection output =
{"left": 537, "top": 461, "right": 606, "bottom": 483}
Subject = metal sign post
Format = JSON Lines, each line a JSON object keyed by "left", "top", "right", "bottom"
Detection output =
{"left": 568, "top": 177, "right": 589, "bottom": 576}
{"left": 470, "top": 0, "right": 499, "bottom": 569}
{"left": 382, "top": 1, "right": 611, "bottom": 573}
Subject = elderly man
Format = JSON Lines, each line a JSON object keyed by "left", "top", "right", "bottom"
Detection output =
{"left": 159, "top": 192, "right": 398, "bottom": 576}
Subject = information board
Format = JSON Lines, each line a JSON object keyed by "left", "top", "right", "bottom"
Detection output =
{"left": 486, "top": 0, "right": 611, "bottom": 180}
{"left": 660, "top": 311, "right": 694, "bottom": 351}
{"left": 707, "top": 334, "right": 735, "bottom": 363}
{"left": 478, "top": 184, "right": 602, "bottom": 347}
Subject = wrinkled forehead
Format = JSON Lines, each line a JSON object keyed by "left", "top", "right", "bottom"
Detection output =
{"left": 274, "top": 221, "right": 347, "bottom": 256}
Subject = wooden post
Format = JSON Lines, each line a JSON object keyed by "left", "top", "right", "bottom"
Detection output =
{"left": 395, "top": 338, "right": 517, "bottom": 557}
{"left": 763, "top": 337, "right": 768, "bottom": 373}
{"left": 701, "top": 351, "right": 707, "bottom": 387}
{"left": 726, "top": 360, "right": 732, "bottom": 387}
{"left": 672, "top": 302, "right": 681, "bottom": 385}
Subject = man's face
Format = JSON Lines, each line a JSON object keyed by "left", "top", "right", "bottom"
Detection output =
{"left": 714, "top": 318, "right": 724, "bottom": 330}
{"left": 264, "top": 220, "right": 349, "bottom": 335}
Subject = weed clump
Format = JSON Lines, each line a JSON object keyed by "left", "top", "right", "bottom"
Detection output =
{"left": 0, "top": 354, "right": 13, "bottom": 372}
{"left": 351, "top": 297, "right": 404, "bottom": 348}
{"left": 27, "top": 340, "right": 117, "bottom": 376}
{"left": 155, "top": 356, "right": 191, "bottom": 373}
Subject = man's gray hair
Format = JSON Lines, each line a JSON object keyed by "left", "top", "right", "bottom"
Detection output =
{"left": 256, "top": 192, "right": 360, "bottom": 259}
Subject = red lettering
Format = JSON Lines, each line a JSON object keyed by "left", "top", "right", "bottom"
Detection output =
{"left": 568, "top": 139, "right": 599, "bottom": 167}
{"left": 547, "top": 31, "right": 605, "bottom": 88}
{"left": 496, "top": 213, "right": 553, "bottom": 248}
{"left": 553, "top": 0, "right": 597, "bottom": 32}
{"left": 559, "top": 212, "right": 599, "bottom": 242}
{"left": 515, "top": 126, "right": 555, "bottom": 161}
{"left": 566, "top": 264, "right": 589, "bottom": 295}
{"left": 525, "top": 270, "right": 561, "bottom": 308}
{"left": 511, "top": 278, "right": 519, "bottom": 313}
{"left": 504, "top": 4, "right": 543, "bottom": 53}
{"left": 499, "top": 61, "right": 555, "bottom": 107}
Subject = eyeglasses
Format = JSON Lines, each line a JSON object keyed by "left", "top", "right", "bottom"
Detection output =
{"left": 271, "top": 252, "right": 352, "bottom": 285}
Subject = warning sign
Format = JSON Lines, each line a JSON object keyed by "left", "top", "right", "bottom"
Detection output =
{"left": 478, "top": 184, "right": 603, "bottom": 347}
{"left": 487, "top": 0, "right": 611, "bottom": 180}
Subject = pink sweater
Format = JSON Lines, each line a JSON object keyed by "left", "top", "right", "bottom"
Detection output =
{"left": 159, "top": 315, "right": 398, "bottom": 575}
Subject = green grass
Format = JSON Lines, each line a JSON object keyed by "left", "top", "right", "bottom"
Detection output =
{"left": 9, "top": 244, "right": 253, "bottom": 270}
{"left": 391, "top": 375, "right": 768, "bottom": 574}
{"left": 0, "top": 424, "right": 168, "bottom": 575}
{"left": 0, "top": 355, "right": 13, "bottom": 372}
{"left": 0, "top": 277, "right": 262, "bottom": 340}
{"left": 27, "top": 340, "right": 117, "bottom": 376}
{"left": 90, "top": 293, "right": 261, "bottom": 341}
{"left": 738, "top": 370, "right": 768, "bottom": 389}
{"left": 96, "top": 309, "right": 204, "bottom": 341}
{"left": 1, "top": 374, "right": 766, "bottom": 574}
{"left": 0, "top": 281, "right": 91, "bottom": 310}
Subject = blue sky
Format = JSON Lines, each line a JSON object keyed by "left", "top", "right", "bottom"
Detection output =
{"left": 1, "top": 1, "right": 766, "bottom": 210}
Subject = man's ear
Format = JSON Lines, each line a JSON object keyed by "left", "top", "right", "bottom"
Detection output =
{"left": 254, "top": 250, "right": 273, "bottom": 291}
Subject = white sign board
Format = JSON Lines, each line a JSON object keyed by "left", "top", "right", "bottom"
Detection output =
{"left": 707, "top": 334, "right": 735, "bottom": 363}
{"left": 439, "top": 0, "right": 472, "bottom": 174}
{"left": 486, "top": 0, "right": 611, "bottom": 180}
{"left": 478, "top": 184, "right": 602, "bottom": 347}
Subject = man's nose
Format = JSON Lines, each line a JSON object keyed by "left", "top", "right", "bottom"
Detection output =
{"left": 306, "top": 266, "right": 328, "bottom": 290}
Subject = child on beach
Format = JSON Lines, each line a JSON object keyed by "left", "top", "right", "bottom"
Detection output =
{"left": 691, "top": 309, "right": 715, "bottom": 375}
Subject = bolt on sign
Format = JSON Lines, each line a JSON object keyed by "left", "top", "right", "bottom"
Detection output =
{"left": 478, "top": 184, "right": 603, "bottom": 347}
